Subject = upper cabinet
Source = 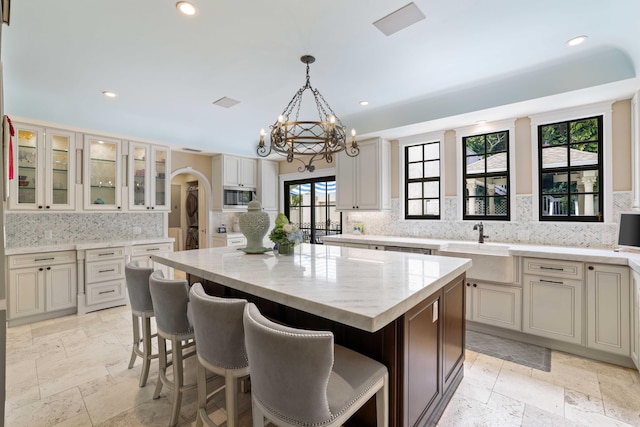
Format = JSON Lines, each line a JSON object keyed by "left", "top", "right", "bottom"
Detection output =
{"left": 83, "top": 135, "right": 122, "bottom": 210}
{"left": 258, "top": 159, "right": 279, "bottom": 211}
{"left": 10, "top": 123, "right": 76, "bottom": 211}
{"left": 128, "top": 142, "right": 170, "bottom": 211}
{"left": 222, "top": 155, "right": 257, "bottom": 188}
{"left": 336, "top": 137, "right": 391, "bottom": 211}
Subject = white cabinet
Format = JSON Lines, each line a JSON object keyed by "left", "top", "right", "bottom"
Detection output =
{"left": 84, "top": 135, "right": 123, "bottom": 210}
{"left": 128, "top": 142, "right": 170, "bottom": 211}
{"left": 466, "top": 281, "right": 522, "bottom": 331}
{"left": 631, "top": 270, "right": 640, "bottom": 370}
{"left": 586, "top": 264, "right": 630, "bottom": 356}
{"left": 258, "top": 159, "right": 279, "bottom": 211}
{"left": 7, "top": 250, "right": 77, "bottom": 325}
{"left": 131, "top": 242, "right": 173, "bottom": 278}
{"left": 223, "top": 155, "right": 257, "bottom": 188}
{"left": 10, "top": 123, "right": 76, "bottom": 211}
{"left": 80, "top": 246, "right": 127, "bottom": 314}
{"left": 522, "top": 274, "right": 583, "bottom": 344}
{"left": 336, "top": 137, "right": 391, "bottom": 211}
{"left": 211, "top": 233, "right": 247, "bottom": 248}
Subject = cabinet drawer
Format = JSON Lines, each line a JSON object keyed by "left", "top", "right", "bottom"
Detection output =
{"left": 86, "top": 259, "right": 125, "bottom": 283}
{"left": 131, "top": 243, "right": 173, "bottom": 256}
{"left": 523, "top": 257, "right": 583, "bottom": 280}
{"left": 8, "top": 250, "right": 76, "bottom": 269}
{"left": 86, "top": 280, "right": 126, "bottom": 305}
{"left": 85, "top": 247, "right": 126, "bottom": 261}
{"left": 227, "top": 237, "right": 247, "bottom": 247}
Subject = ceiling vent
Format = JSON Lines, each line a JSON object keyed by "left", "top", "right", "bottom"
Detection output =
{"left": 182, "top": 147, "right": 202, "bottom": 153}
{"left": 212, "top": 96, "right": 241, "bottom": 108}
{"left": 373, "top": 2, "right": 425, "bottom": 36}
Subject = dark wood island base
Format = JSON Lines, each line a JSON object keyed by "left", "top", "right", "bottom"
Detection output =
{"left": 193, "top": 273, "right": 466, "bottom": 427}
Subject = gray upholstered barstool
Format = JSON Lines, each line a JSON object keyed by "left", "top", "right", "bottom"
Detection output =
{"left": 189, "top": 283, "right": 249, "bottom": 427}
{"left": 149, "top": 270, "right": 197, "bottom": 427}
{"left": 243, "top": 303, "right": 389, "bottom": 427}
{"left": 125, "top": 261, "right": 157, "bottom": 387}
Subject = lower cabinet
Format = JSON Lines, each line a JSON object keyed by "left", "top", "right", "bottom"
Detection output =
{"left": 586, "top": 264, "right": 630, "bottom": 356}
{"left": 466, "top": 281, "right": 522, "bottom": 331}
{"left": 7, "top": 250, "right": 77, "bottom": 325}
{"left": 631, "top": 270, "right": 640, "bottom": 370}
{"left": 80, "top": 246, "right": 127, "bottom": 314}
{"left": 522, "top": 274, "right": 583, "bottom": 345}
{"left": 131, "top": 242, "right": 173, "bottom": 278}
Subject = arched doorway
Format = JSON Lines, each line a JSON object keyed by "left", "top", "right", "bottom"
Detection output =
{"left": 169, "top": 168, "right": 212, "bottom": 250}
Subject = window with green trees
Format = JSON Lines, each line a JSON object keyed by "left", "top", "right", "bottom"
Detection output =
{"left": 538, "top": 116, "right": 603, "bottom": 222}
{"left": 463, "top": 131, "right": 510, "bottom": 220}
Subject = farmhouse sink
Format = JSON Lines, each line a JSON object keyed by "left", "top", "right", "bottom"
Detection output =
{"left": 439, "top": 242, "right": 514, "bottom": 282}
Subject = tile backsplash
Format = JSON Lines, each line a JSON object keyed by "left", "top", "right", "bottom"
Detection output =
{"left": 344, "top": 192, "right": 631, "bottom": 249}
{"left": 5, "top": 212, "right": 164, "bottom": 248}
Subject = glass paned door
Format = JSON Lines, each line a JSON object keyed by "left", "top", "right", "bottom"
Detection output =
{"left": 49, "top": 131, "right": 72, "bottom": 206}
{"left": 16, "top": 127, "right": 39, "bottom": 205}
{"left": 131, "top": 145, "right": 147, "bottom": 207}
{"left": 286, "top": 177, "right": 341, "bottom": 244}
{"left": 85, "top": 135, "right": 121, "bottom": 209}
{"left": 153, "top": 147, "right": 168, "bottom": 208}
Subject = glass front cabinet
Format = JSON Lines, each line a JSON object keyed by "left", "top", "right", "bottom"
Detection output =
{"left": 83, "top": 135, "right": 122, "bottom": 210}
{"left": 10, "top": 123, "right": 76, "bottom": 210}
{"left": 128, "top": 142, "right": 170, "bottom": 211}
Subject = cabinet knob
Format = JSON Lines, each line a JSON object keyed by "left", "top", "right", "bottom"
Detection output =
{"left": 473, "top": 283, "right": 477, "bottom": 287}
{"left": 117, "top": 206, "right": 121, "bottom": 210}
{"left": 45, "top": 206, "right": 50, "bottom": 209}
{"left": 588, "top": 265, "right": 594, "bottom": 270}
{"left": 46, "top": 267, "right": 51, "bottom": 270}
{"left": 38, "top": 206, "right": 43, "bottom": 209}
{"left": 39, "top": 268, "right": 43, "bottom": 271}
{"left": 151, "top": 206, "right": 155, "bottom": 210}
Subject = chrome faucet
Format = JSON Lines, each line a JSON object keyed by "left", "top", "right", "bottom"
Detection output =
{"left": 473, "top": 222, "right": 489, "bottom": 243}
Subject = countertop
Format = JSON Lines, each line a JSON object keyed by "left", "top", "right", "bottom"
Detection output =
{"left": 320, "top": 234, "right": 640, "bottom": 272}
{"left": 5, "top": 237, "right": 175, "bottom": 255}
{"left": 151, "top": 244, "right": 471, "bottom": 332}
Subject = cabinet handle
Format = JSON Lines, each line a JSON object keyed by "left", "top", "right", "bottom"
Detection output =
{"left": 588, "top": 266, "right": 594, "bottom": 270}
{"left": 540, "top": 266, "right": 564, "bottom": 271}
{"left": 432, "top": 300, "right": 439, "bottom": 323}
{"left": 146, "top": 248, "right": 160, "bottom": 251}
{"left": 35, "top": 257, "right": 55, "bottom": 261}
{"left": 99, "top": 269, "right": 116, "bottom": 273}
{"left": 99, "top": 290, "right": 116, "bottom": 295}
{"left": 540, "top": 279, "right": 564, "bottom": 285}
{"left": 98, "top": 252, "right": 115, "bottom": 256}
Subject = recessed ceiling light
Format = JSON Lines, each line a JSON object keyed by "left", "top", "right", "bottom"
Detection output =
{"left": 102, "top": 91, "right": 117, "bottom": 98}
{"left": 359, "top": 101, "right": 369, "bottom": 106}
{"left": 567, "top": 35, "right": 587, "bottom": 47}
{"left": 176, "top": 1, "right": 197, "bottom": 16}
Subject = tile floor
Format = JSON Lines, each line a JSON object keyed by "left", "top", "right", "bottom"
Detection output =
{"left": 4, "top": 304, "right": 640, "bottom": 426}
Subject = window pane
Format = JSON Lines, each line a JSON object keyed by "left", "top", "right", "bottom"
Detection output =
{"left": 571, "top": 194, "right": 600, "bottom": 217}
{"left": 289, "top": 185, "right": 302, "bottom": 206}
{"left": 466, "top": 197, "right": 485, "bottom": 216}
{"left": 542, "top": 194, "right": 568, "bottom": 217}
{"left": 408, "top": 200, "right": 422, "bottom": 216}
{"left": 407, "top": 145, "right": 423, "bottom": 162}
{"left": 424, "top": 143, "right": 439, "bottom": 160}
{"left": 540, "top": 123, "right": 567, "bottom": 146}
{"left": 424, "top": 160, "right": 439, "bottom": 177}
{"left": 465, "top": 136, "right": 485, "bottom": 154}
{"left": 541, "top": 172, "right": 568, "bottom": 194}
{"left": 542, "top": 146, "right": 567, "bottom": 169}
{"left": 569, "top": 143, "right": 598, "bottom": 166}
{"left": 408, "top": 182, "right": 422, "bottom": 198}
{"left": 466, "top": 178, "right": 485, "bottom": 196}
{"left": 425, "top": 199, "right": 439, "bottom": 215}
{"left": 486, "top": 132, "right": 507, "bottom": 153}
{"left": 486, "top": 196, "right": 508, "bottom": 216}
{"left": 486, "top": 152, "right": 507, "bottom": 172}
{"left": 424, "top": 181, "right": 438, "bottom": 198}
{"left": 466, "top": 155, "right": 485, "bottom": 174}
{"left": 571, "top": 170, "right": 599, "bottom": 193}
{"left": 486, "top": 176, "right": 507, "bottom": 194}
{"left": 570, "top": 118, "right": 598, "bottom": 143}
{"left": 408, "top": 163, "right": 422, "bottom": 179}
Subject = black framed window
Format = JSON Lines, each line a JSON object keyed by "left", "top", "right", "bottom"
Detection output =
{"left": 538, "top": 115, "right": 603, "bottom": 222}
{"left": 463, "top": 131, "right": 510, "bottom": 220}
{"left": 405, "top": 141, "right": 441, "bottom": 219}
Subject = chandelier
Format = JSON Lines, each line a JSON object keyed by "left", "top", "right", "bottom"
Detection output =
{"left": 257, "top": 55, "right": 359, "bottom": 172}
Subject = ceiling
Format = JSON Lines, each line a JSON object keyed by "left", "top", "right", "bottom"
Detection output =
{"left": 2, "top": 0, "right": 640, "bottom": 158}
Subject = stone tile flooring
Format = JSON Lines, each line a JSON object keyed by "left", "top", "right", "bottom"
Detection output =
{"left": 466, "top": 330, "right": 552, "bottom": 371}
{"left": 5, "top": 304, "right": 640, "bottom": 426}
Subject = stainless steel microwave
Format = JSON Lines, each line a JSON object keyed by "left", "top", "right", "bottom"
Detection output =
{"left": 223, "top": 188, "right": 254, "bottom": 209}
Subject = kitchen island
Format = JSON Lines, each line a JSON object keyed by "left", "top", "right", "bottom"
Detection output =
{"left": 152, "top": 244, "right": 471, "bottom": 427}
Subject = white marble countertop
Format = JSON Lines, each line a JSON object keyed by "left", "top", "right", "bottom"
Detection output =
{"left": 151, "top": 244, "right": 471, "bottom": 333}
{"left": 321, "top": 234, "right": 640, "bottom": 272}
{"left": 5, "top": 237, "right": 174, "bottom": 255}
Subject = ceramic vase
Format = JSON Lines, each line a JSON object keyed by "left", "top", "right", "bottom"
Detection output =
{"left": 238, "top": 200, "right": 270, "bottom": 253}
